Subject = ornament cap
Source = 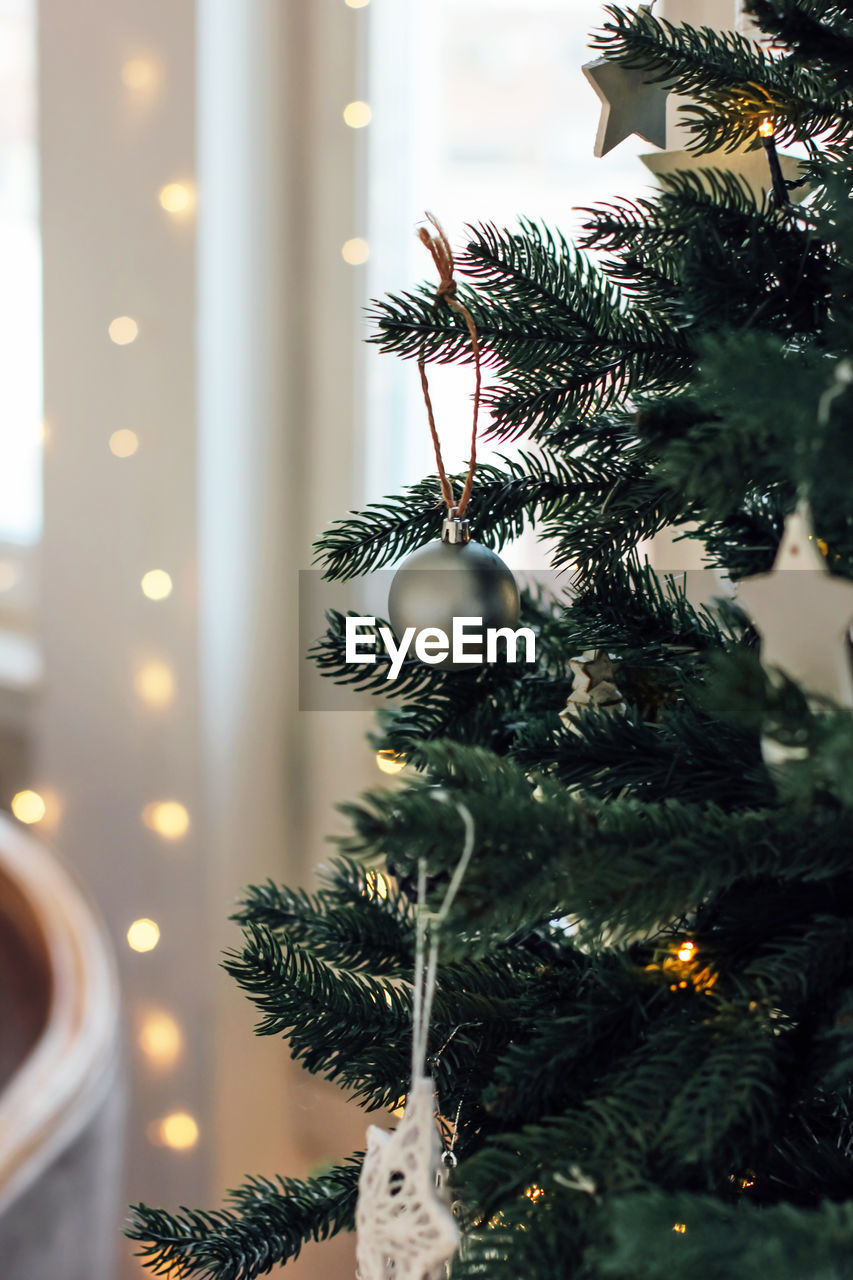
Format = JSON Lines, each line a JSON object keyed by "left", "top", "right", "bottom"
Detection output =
{"left": 442, "top": 508, "right": 470, "bottom": 544}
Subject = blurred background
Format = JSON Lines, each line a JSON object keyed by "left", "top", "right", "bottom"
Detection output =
{"left": 0, "top": 0, "right": 651, "bottom": 1275}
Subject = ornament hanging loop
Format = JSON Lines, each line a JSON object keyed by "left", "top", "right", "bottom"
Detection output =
{"left": 411, "top": 800, "right": 476, "bottom": 1083}
{"left": 417, "top": 214, "right": 482, "bottom": 521}
{"left": 442, "top": 508, "right": 470, "bottom": 545}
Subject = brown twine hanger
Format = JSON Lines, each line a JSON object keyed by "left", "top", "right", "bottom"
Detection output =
{"left": 417, "top": 213, "right": 481, "bottom": 520}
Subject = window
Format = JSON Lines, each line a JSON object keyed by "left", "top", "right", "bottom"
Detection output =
{"left": 365, "top": 0, "right": 649, "bottom": 506}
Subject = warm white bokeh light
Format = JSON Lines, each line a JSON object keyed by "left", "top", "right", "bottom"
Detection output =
{"left": 121, "top": 58, "right": 157, "bottom": 90}
{"left": 365, "top": 869, "right": 390, "bottom": 900}
{"left": 341, "top": 237, "right": 369, "bottom": 265}
{"left": 11, "top": 789, "right": 46, "bottom": 824}
{"left": 141, "top": 569, "right": 173, "bottom": 601}
{"left": 345, "top": 0, "right": 370, "bottom": 7}
{"left": 138, "top": 1010, "right": 182, "bottom": 1069}
{"left": 343, "top": 100, "right": 372, "bottom": 129}
{"left": 142, "top": 800, "right": 190, "bottom": 841}
{"left": 108, "top": 316, "right": 139, "bottom": 345}
{"left": 376, "top": 749, "right": 406, "bottom": 775}
{"left": 127, "top": 918, "right": 161, "bottom": 953}
{"left": 0, "top": 559, "right": 21, "bottom": 592}
{"left": 158, "top": 182, "right": 196, "bottom": 215}
{"left": 135, "top": 661, "right": 176, "bottom": 708}
{"left": 150, "top": 1111, "right": 199, "bottom": 1150}
{"left": 109, "top": 428, "right": 139, "bottom": 458}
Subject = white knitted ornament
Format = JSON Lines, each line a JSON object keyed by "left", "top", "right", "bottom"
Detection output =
{"left": 355, "top": 1077, "right": 459, "bottom": 1280}
{"left": 355, "top": 802, "right": 474, "bottom": 1280}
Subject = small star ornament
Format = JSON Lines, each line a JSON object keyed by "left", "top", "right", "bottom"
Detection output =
{"left": 560, "top": 649, "right": 626, "bottom": 733}
{"left": 583, "top": 51, "right": 668, "bottom": 157}
{"left": 583, "top": 7, "right": 668, "bottom": 156}
{"left": 738, "top": 503, "right": 853, "bottom": 707}
{"left": 356, "top": 1077, "right": 459, "bottom": 1280}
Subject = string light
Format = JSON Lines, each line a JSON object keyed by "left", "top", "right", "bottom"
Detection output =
{"left": 142, "top": 800, "right": 190, "bottom": 840}
{"left": 342, "top": 237, "right": 369, "bottom": 265}
{"left": 524, "top": 1185, "right": 545, "bottom": 1202}
{"left": 673, "top": 1223, "right": 687, "bottom": 1234}
{"left": 138, "top": 1010, "right": 182, "bottom": 1068}
{"left": 343, "top": 100, "right": 372, "bottom": 128}
{"left": 135, "top": 661, "right": 176, "bottom": 708}
{"left": 677, "top": 939, "right": 696, "bottom": 963}
{"left": 158, "top": 182, "right": 196, "bottom": 215}
{"left": 11, "top": 789, "right": 46, "bottom": 824}
{"left": 108, "top": 316, "right": 139, "bottom": 345}
{"left": 127, "top": 918, "right": 161, "bottom": 952}
{"left": 109, "top": 429, "right": 139, "bottom": 458}
{"left": 376, "top": 749, "right": 406, "bottom": 774}
{"left": 758, "top": 118, "right": 775, "bottom": 138}
{"left": 149, "top": 1111, "right": 199, "bottom": 1150}
{"left": 141, "top": 569, "right": 173, "bottom": 601}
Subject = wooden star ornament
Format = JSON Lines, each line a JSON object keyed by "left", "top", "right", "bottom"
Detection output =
{"left": 355, "top": 1077, "right": 459, "bottom": 1280}
{"left": 738, "top": 504, "right": 853, "bottom": 707}
{"left": 582, "top": 54, "right": 669, "bottom": 156}
{"left": 583, "top": 6, "right": 669, "bottom": 158}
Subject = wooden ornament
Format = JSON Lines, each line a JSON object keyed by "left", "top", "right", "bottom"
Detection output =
{"left": 560, "top": 649, "right": 626, "bottom": 733}
{"left": 582, "top": 52, "right": 668, "bottom": 157}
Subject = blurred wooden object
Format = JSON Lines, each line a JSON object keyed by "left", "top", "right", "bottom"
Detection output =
{"left": 0, "top": 814, "right": 122, "bottom": 1279}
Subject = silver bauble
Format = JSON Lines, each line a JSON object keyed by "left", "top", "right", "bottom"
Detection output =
{"left": 388, "top": 515, "right": 520, "bottom": 670}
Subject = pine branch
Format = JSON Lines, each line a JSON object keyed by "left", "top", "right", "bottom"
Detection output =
{"left": 233, "top": 856, "right": 415, "bottom": 978}
{"left": 127, "top": 1160, "right": 361, "bottom": 1280}
{"left": 312, "top": 452, "right": 611, "bottom": 581}
{"left": 339, "top": 741, "right": 853, "bottom": 955}
{"left": 579, "top": 173, "right": 830, "bottom": 335}
{"left": 595, "top": 1189, "right": 853, "bottom": 1279}
{"left": 225, "top": 917, "right": 552, "bottom": 1113}
{"left": 747, "top": 0, "right": 853, "bottom": 88}
{"left": 370, "top": 224, "right": 690, "bottom": 441}
{"left": 592, "top": 5, "right": 851, "bottom": 153}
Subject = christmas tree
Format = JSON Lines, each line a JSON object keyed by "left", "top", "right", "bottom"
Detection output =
{"left": 129, "top": 3, "right": 853, "bottom": 1277}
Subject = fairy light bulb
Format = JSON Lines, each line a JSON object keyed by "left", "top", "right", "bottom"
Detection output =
{"left": 141, "top": 569, "right": 173, "bottom": 601}
{"left": 11, "top": 790, "right": 46, "bottom": 824}
{"left": 135, "top": 661, "right": 176, "bottom": 708}
{"left": 139, "top": 1010, "right": 182, "bottom": 1068}
{"left": 142, "top": 801, "right": 190, "bottom": 840}
{"left": 365, "top": 869, "right": 390, "bottom": 899}
{"left": 150, "top": 1111, "right": 199, "bottom": 1150}
{"left": 127, "top": 918, "right": 160, "bottom": 952}
{"left": 342, "top": 237, "right": 369, "bottom": 265}
{"left": 677, "top": 940, "right": 696, "bottom": 963}
{"left": 343, "top": 100, "right": 372, "bottom": 128}
{"left": 376, "top": 749, "right": 406, "bottom": 774}
{"left": 108, "top": 316, "right": 139, "bottom": 345}
{"left": 109, "top": 429, "right": 139, "bottom": 457}
{"left": 159, "top": 182, "right": 195, "bottom": 215}
{"left": 758, "top": 119, "right": 775, "bottom": 138}
{"left": 122, "top": 58, "right": 157, "bottom": 90}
